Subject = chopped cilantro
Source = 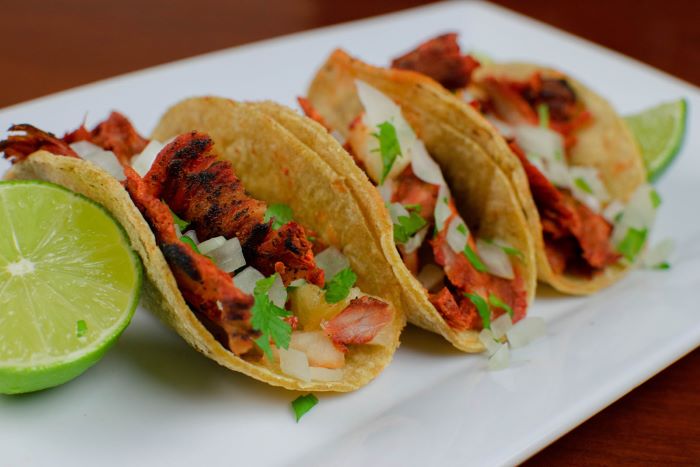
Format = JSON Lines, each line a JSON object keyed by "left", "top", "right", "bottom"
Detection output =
{"left": 170, "top": 208, "right": 189, "bottom": 231}
{"left": 264, "top": 203, "right": 294, "bottom": 230}
{"left": 442, "top": 196, "right": 449, "bottom": 204}
{"left": 456, "top": 223, "right": 468, "bottom": 235}
{"left": 292, "top": 394, "right": 318, "bottom": 422}
{"left": 574, "top": 177, "right": 594, "bottom": 195}
{"left": 614, "top": 212, "right": 624, "bottom": 223}
{"left": 324, "top": 267, "right": 357, "bottom": 303}
{"left": 465, "top": 292, "right": 491, "bottom": 329}
{"left": 488, "top": 293, "right": 514, "bottom": 318}
{"left": 393, "top": 211, "right": 427, "bottom": 244}
{"left": 617, "top": 227, "right": 648, "bottom": 262}
{"left": 484, "top": 238, "right": 524, "bottom": 260}
{"left": 650, "top": 189, "right": 662, "bottom": 209}
{"left": 537, "top": 103, "right": 550, "bottom": 128}
{"left": 250, "top": 275, "right": 292, "bottom": 360}
{"left": 463, "top": 245, "right": 487, "bottom": 272}
{"left": 371, "top": 121, "right": 402, "bottom": 184}
{"left": 76, "top": 320, "right": 87, "bottom": 338}
{"left": 654, "top": 261, "right": 671, "bottom": 270}
{"left": 404, "top": 204, "right": 422, "bottom": 213}
{"left": 180, "top": 236, "right": 201, "bottom": 254}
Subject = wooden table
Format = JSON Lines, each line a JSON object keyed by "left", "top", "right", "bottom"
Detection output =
{"left": 2, "top": 0, "right": 698, "bottom": 464}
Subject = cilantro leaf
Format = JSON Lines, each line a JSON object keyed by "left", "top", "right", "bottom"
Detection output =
{"left": 170, "top": 208, "right": 189, "bottom": 231}
{"left": 488, "top": 293, "right": 514, "bottom": 318}
{"left": 456, "top": 223, "right": 468, "bottom": 235}
{"left": 654, "top": 261, "right": 671, "bottom": 270}
{"left": 463, "top": 245, "right": 488, "bottom": 272}
{"left": 372, "top": 121, "right": 402, "bottom": 184}
{"left": 465, "top": 292, "right": 491, "bottom": 329}
{"left": 650, "top": 189, "right": 662, "bottom": 209}
{"left": 393, "top": 210, "right": 427, "bottom": 244}
{"left": 250, "top": 275, "right": 292, "bottom": 360}
{"left": 324, "top": 267, "right": 357, "bottom": 304}
{"left": 617, "top": 227, "right": 648, "bottom": 262}
{"left": 537, "top": 103, "right": 550, "bottom": 128}
{"left": 574, "top": 177, "right": 593, "bottom": 195}
{"left": 180, "top": 235, "right": 201, "bottom": 254}
{"left": 76, "top": 320, "right": 87, "bottom": 338}
{"left": 292, "top": 394, "right": 318, "bottom": 422}
{"left": 264, "top": 203, "right": 294, "bottom": 230}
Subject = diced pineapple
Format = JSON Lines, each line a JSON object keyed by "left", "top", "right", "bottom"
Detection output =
{"left": 288, "top": 283, "right": 349, "bottom": 330}
{"left": 290, "top": 331, "right": 345, "bottom": 369}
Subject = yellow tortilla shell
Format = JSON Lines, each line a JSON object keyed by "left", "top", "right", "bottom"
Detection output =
{"left": 470, "top": 63, "right": 647, "bottom": 294}
{"left": 6, "top": 100, "right": 405, "bottom": 391}
{"left": 305, "top": 50, "right": 537, "bottom": 352}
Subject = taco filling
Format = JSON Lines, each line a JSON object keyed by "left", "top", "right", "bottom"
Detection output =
{"left": 392, "top": 33, "right": 659, "bottom": 276}
{"left": 1, "top": 114, "right": 393, "bottom": 383}
{"left": 301, "top": 80, "right": 527, "bottom": 332}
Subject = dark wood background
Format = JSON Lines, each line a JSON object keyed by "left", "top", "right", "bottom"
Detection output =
{"left": 2, "top": 0, "right": 698, "bottom": 464}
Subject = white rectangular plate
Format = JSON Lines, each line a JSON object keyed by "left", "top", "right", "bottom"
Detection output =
{"left": 1, "top": 2, "right": 698, "bottom": 466}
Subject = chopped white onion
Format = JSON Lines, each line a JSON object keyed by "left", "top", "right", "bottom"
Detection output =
{"left": 208, "top": 237, "right": 246, "bottom": 273}
{"left": 347, "top": 287, "right": 363, "bottom": 301}
{"left": 183, "top": 230, "right": 199, "bottom": 243}
{"left": 309, "top": 366, "right": 344, "bottom": 382}
{"left": 268, "top": 273, "right": 287, "bottom": 308}
{"left": 479, "top": 329, "right": 500, "bottom": 356}
{"left": 290, "top": 331, "right": 344, "bottom": 368}
{"left": 279, "top": 348, "right": 311, "bottom": 381}
{"left": 131, "top": 140, "right": 164, "bottom": 176}
{"left": 476, "top": 238, "right": 514, "bottom": 280}
{"left": 197, "top": 236, "right": 226, "bottom": 255}
{"left": 417, "top": 264, "right": 445, "bottom": 292}
{"left": 446, "top": 216, "right": 469, "bottom": 253}
{"left": 315, "top": 247, "right": 350, "bottom": 282}
{"left": 490, "top": 313, "right": 513, "bottom": 340}
{"left": 388, "top": 202, "right": 410, "bottom": 224}
{"left": 486, "top": 115, "right": 514, "bottom": 138}
{"left": 434, "top": 185, "right": 452, "bottom": 233}
{"left": 611, "top": 184, "right": 657, "bottom": 247}
{"left": 403, "top": 226, "right": 428, "bottom": 254}
{"left": 643, "top": 238, "right": 675, "bottom": 268}
{"left": 289, "top": 278, "right": 307, "bottom": 288}
{"left": 602, "top": 200, "right": 625, "bottom": 224}
{"left": 487, "top": 343, "right": 510, "bottom": 371}
{"left": 513, "top": 125, "right": 564, "bottom": 162}
{"left": 409, "top": 139, "right": 445, "bottom": 186}
{"left": 377, "top": 179, "right": 394, "bottom": 203}
{"left": 233, "top": 267, "right": 264, "bottom": 295}
{"left": 70, "top": 141, "right": 124, "bottom": 180}
{"left": 569, "top": 166, "right": 610, "bottom": 212}
{"left": 506, "top": 317, "right": 546, "bottom": 348}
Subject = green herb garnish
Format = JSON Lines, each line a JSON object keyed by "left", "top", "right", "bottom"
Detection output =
{"left": 488, "top": 293, "right": 514, "bottom": 318}
{"left": 537, "top": 103, "right": 550, "bottom": 128}
{"left": 404, "top": 204, "right": 422, "bottom": 213}
{"left": 654, "top": 261, "right": 671, "bottom": 270}
{"left": 463, "top": 245, "right": 487, "bottom": 272}
{"left": 372, "top": 121, "right": 402, "bottom": 184}
{"left": 393, "top": 211, "right": 427, "bottom": 244}
{"left": 170, "top": 208, "right": 189, "bottom": 231}
{"left": 324, "top": 267, "right": 357, "bottom": 304}
{"left": 483, "top": 238, "right": 524, "bottom": 260}
{"left": 650, "top": 189, "right": 662, "bottom": 209}
{"left": 292, "top": 394, "right": 319, "bottom": 422}
{"left": 456, "top": 223, "right": 468, "bottom": 235}
{"left": 76, "top": 320, "right": 88, "bottom": 338}
{"left": 465, "top": 292, "right": 491, "bottom": 329}
{"left": 180, "top": 235, "right": 201, "bottom": 254}
{"left": 574, "top": 177, "right": 594, "bottom": 195}
{"left": 617, "top": 227, "right": 648, "bottom": 262}
{"left": 264, "top": 203, "right": 294, "bottom": 230}
{"left": 250, "top": 275, "right": 292, "bottom": 360}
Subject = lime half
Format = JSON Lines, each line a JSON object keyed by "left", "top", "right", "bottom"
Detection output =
{"left": 0, "top": 181, "right": 142, "bottom": 394}
{"left": 624, "top": 99, "right": 688, "bottom": 182}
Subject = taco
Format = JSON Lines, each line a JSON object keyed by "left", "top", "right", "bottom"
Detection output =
{"left": 390, "top": 33, "right": 655, "bottom": 294}
{"left": 300, "top": 49, "right": 537, "bottom": 352}
{"left": 0, "top": 104, "right": 404, "bottom": 392}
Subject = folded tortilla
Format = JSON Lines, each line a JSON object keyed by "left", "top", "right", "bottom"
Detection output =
{"left": 5, "top": 100, "right": 405, "bottom": 391}
{"left": 468, "top": 63, "right": 646, "bottom": 294}
{"left": 303, "top": 49, "right": 537, "bottom": 352}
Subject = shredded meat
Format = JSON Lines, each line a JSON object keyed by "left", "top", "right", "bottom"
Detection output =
{"left": 322, "top": 296, "right": 392, "bottom": 347}
{"left": 0, "top": 124, "right": 79, "bottom": 162}
{"left": 64, "top": 112, "right": 149, "bottom": 165}
{"left": 390, "top": 33, "right": 480, "bottom": 90}
{"left": 509, "top": 142, "right": 619, "bottom": 274}
{"left": 391, "top": 165, "right": 439, "bottom": 221}
{"left": 429, "top": 287, "right": 481, "bottom": 330}
{"left": 124, "top": 163, "right": 257, "bottom": 356}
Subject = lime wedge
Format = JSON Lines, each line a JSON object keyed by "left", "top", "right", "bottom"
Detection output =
{"left": 0, "top": 181, "right": 142, "bottom": 394}
{"left": 624, "top": 99, "right": 688, "bottom": 182}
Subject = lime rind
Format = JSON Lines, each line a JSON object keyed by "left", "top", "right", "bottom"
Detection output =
{"left": 624, "top": 98, "right": 688, "bottom": 183}
{"left": 0, "top": 180, "right": 142, "bottom": 394}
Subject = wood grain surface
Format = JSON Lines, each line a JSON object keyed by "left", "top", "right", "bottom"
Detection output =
{"left": 2, "top": 0, "right": 698, "bottom": 464}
